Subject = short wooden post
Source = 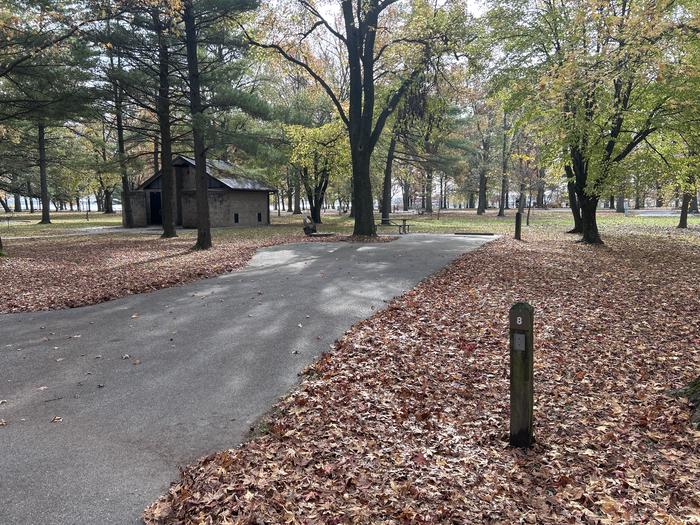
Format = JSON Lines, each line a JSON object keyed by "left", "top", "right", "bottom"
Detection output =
{"left": 509, "top": 302, "right": 534, "bottom": 447}
{"left": 515, "top": 212, "right": 522, "bottom": 240}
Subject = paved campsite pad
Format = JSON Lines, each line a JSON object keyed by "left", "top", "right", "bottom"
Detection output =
{"left": 0, "top": 234, "right": 494, "bottom": 524}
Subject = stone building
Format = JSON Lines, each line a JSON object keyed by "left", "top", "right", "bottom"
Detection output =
{"left": 126, "top": 156, "right": 276, "bottom": 228}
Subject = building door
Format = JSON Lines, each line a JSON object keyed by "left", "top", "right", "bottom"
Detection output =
{"left": 149, "top": 192, "right": 162, "bottom": 224}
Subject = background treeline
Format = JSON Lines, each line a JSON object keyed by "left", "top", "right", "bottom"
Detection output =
{"left": 1, "top": 0, "right": 698, "bottom": 244}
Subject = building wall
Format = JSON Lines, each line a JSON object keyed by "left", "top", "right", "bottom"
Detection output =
{"left": 180, "top": 166, "right": 196, "bottom": 191}
{"left": 181, "top": 190, "right": 269, "bottom": 228}
{"left": 124, "top": 191, "right": 148, "bottom": 227}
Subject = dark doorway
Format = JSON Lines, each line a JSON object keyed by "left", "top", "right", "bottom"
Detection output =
{"left": 149, "top": 192, "right": 162, "bottom": 224}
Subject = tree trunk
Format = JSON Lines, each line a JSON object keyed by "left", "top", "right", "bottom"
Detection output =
{"left": 579, "top": 194, "right": 602, "bottom": 244}
{"left": 75, "top": 197, "right": 80, "bottom": 211}
{"left": 536, "top": 167, "right": 545, "bottom": 207}
{"left": 154, "top": 10, "right": 177, "bottom": 238}
{"left": 569, "top": 145, "right": 602, "bottom": 243}
{"left": 477, "top": 164, "right": 487, "bottom": 215}
{"left": 38, "top": 123, "right": 51, "bottom": 224}
{"left": 153, "top": 137, "right": 159, "bottom": 176}
{"left": 518, "top": 181, "right": 526, "bottom": 214}
{"left": 616, "top": 195, "right": 625, "bottom": 213}
{"left": 286, "top": 172, "right": 292, "bottom": 212}
{"left": 401, "top": 180, "right": 410, "bottom": 211}
{"left": 27, "top": 181, "right": 34, "bottom": 213}
{"left": 104, "top": 189, "right": 114, "bottom": 213}
{"left": 690, "top": 194, "right": 698, "bottom": 214}
{"left": 381, "top": 133, "right": 396, "bottom": 225}
{"left": 13, "top": 192, "right": 21, "bottom": 212}
{"left": 564, "top": 166, "right": 583, "bottom": 233}
{"left": 301, "top": 166, "right": 329, "bottom": 225}
{"left": 350, "top": 150, "right": 375, "bottom": 236}
{"left": 678, "top": 192, "right": 691, "bottom": 229}
{"left": 293, "top": 169, "right": 302, "bottom": 214}
{"left": 0, "top": 198, "right": 9, "bottom": 212}
{"left": 115, "top": 84, "right": 133, "bottom": 227}
{"left": 498, "top": 170, "right": 507, "bottom": 217}
{"left": 184, "top": 0, "right": 211, "bottom": 250}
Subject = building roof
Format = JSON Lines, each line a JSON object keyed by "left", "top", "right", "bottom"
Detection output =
{"left": 139, "top": 155, "right": 276, "bottom": 192}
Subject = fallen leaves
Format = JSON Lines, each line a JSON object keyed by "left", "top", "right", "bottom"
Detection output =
{"left": 0, "top": 232, "right": 364, "bottom": 313}
{"left": 143, "top": 226, "right": 700, "bottom": 524}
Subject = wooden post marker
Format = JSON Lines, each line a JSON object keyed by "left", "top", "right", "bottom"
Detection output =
{"left": 509, "top": 302, "right": 534, "bottom": 448}
{"left": 515, "top": 212, "right": 522, "bottom": 240}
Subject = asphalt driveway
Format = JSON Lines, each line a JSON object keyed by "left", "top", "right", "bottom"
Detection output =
{"left": 0, "top": 234, "right": 493, "bottom": 524}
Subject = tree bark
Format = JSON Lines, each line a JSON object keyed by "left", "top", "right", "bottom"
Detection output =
{"left": 26, "top": 181, "right": 34, "bottom": 213}
{"left": 351, "top": 150, "right": 375, "bottom": 236}
{"left": 286, "top": 171, "right": 292, "bottom": 212}
{"left": 184, "top": 0, "right": 211, "bottom": 250}
{"left": 518, "top": 181, "right": 526, "bottom": 214}
{"left": 401, "top": 180, "right": 410, "bottom": 211}
{"left": 381, "top": 133, "right": 396, "bottom": 224}
{"left": 616, "top": 195, "right": 625, "bottom": 213}
{"left": 690, "top": 194, "right": 698, "bottom": 214}
{"left": 104, "top": 189, "right": 114, "bottom": 213}
{"left": 579, "top": 194, "right": 602, "bottom": 244}
{"left": 536, "top": 167, "right": 545, "bottom": 207}
{"left": 0, "top": 198, "right": 9, "bottom": 212}
{"left": 569, "top": 146, "right": 602, "bottom": 243}
{"left": 477, "top": 164, "right": 487, "bottom": 215}
{"left": 301, "top": 166, "right": 329, "bottom": 225}
{"left": 154, "top": 10, "right": 177, "bottom": 238}
{"left": 498, "top": 123, "right": 508, "bottom": 217}
{"left": 153, "top": 137, "right": 159, "bottom": 175}
{"left": 564, "top": 167, "right": 582, "bottom": 233}
{"left": 115, "top": 84, "right": 133, "bottom": 227}
{"left": 293, "top": 168, "right": 302, "bottom": 214}
{"left": 678, "top": 192, "right": 691, "bottom": 229}
{"left": 38, "top": 123, "right": 51, "bottom": 224}
{"left": 13, "top": 192, "right": 21, "bottom": 212}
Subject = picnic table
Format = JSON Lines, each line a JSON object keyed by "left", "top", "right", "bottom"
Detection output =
{"left": 377, "top": 218, "right": 412, "bottom": 234}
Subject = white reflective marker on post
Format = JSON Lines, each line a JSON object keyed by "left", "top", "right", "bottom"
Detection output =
{"left": 509, "top": 302, "right": 534, "bottom": 448}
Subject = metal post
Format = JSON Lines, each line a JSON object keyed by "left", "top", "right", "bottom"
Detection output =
{"left": 509, "top": 302, "right": 534, "bottom": 447}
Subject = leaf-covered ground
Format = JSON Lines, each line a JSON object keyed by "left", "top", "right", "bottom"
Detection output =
{"left": 0, "top": 232, "right": 372, "bottom": 313}
{"left": 144, "top": 228, "right": 700, "bottom": 524}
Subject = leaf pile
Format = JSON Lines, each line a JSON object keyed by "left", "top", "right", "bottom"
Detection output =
{"left": 145, "top": 229, "right": 700, "bottom": 524}
{"left": 0, "top": 233, "right": 392, "bottom": 313}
